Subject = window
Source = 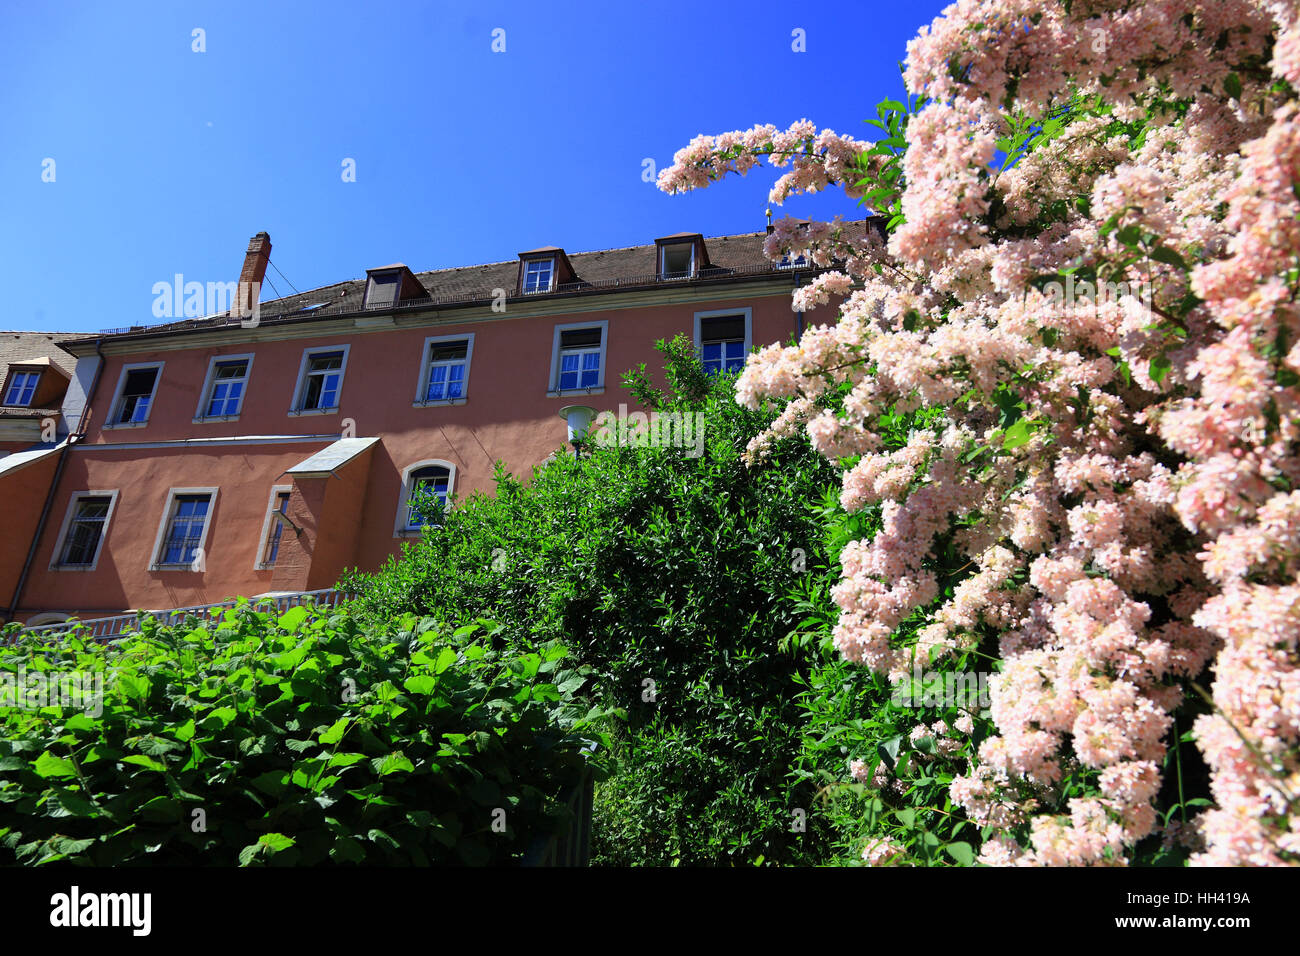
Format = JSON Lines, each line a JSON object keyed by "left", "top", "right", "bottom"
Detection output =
{"left": 259, "top": 489, "right": 292, "bottom": 568}
{"left": 292, "top": 346, "right": 349, "bottom": 414}
{"left": 660, "top": 244, "right": 694, "bottom": 279}
{"left": 695, "top": 308, "right": 752, "bottom": 376}
{"left": 396, "top": 461, "right": 456, "bottom": 534}
{"left": 549, "top": 322, "right": 607, "bottom": 394}
{"left": 51, "top": 492, "right": 118, "bottom": 570}
{"left": 3, "top": 370, "right": 40, "bottom": 407}
{"left": 150, "top": 490, "right": 216, "bottom": 570}
{"left": 365, "top": 272, "right": 400, "bottom": 310}
{"left": 416, "top": 336, "right": 473, "bottom": 404}
{"left": 197, "top": 355, "right": 252, "bottom": 420}
{"left": 778, "top": 253, "right": 808, "bottom": 268}
{"left": 523, "top": 258, "right": 554, "bottom": 294}
{"left": 110, "top": 363, "right": 162, "bottom": 426}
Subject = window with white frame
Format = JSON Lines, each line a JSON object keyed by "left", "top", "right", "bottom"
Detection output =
{"left": 258, "top": 488, "right": 292, "bottom": 568}
{"left": 523, "top": 258, "right": 555, "bottom": 294}
{"left": 110, "top": 363, "right": 163, "bottom": 425}
{"left": 695, "top": 309, "right": 751, "bottom": 376}
{"left": 197, "top": 356, "right": 252, "bottom": 419}
{"left": 293, "top": 347, "right": 348, "bottom": 413}
{"left": 550, "top": 323, "right": 606, "bottom": 393}
{"left": 416, "top": 336, "right": 472, "bottom": 404}
{"left": 52, "top": 492, "right": 117, "bottom": 569}
{"left": 3, "top": 369, "right": 41, "bottom": 407}
{"left": 659, "top": 243, "right": 694, "bottom": 279}
{"left": 152, "top": 491, "right": 214, "bottom": 568}
{"left": 778, "top": 253, "right": 808, "bottom": 268}
{"left": 396, "top": 462, "right": 454, "bottom": 533}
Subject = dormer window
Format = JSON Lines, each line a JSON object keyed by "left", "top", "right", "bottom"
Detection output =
{"left": 660, "top": 244, "right": 694, "bottom": 279}
{"left": 778, "top": 253, "right": 808, "bottom": 269}
{"left": 523, "top": 258, "right": 555, "bottom": 294}
{"left": 655, "top": 233, "right": 707, "bottom": 280}
{"left": 363, "top": 265, "right": 429, "bottom": 311}
{"left": 517, "top": 247, "right": 573, "bottom": 295}
{"left": 2, "top": 369, "right": 41, "bottom": 407}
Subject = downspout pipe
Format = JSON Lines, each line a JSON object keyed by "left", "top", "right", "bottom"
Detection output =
{"left": 3, "top": 339, "right": 105, "bottom": 624}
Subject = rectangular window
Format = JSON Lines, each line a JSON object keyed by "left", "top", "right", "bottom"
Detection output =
{"left": 158, "top": 494, "right": 211, "bottom": 566}
{"left": 263, "top": 491, "right": 291, "bottom": 566}
{"left": 114, "top": 366, "right": 160, "bottom": 424}
{"left": 523, "top": 258, "right": 554, "bottom": 293}
{"left": 3, "top": 370, "right": 40, "bottom": 407}
{"left": 203, "top": 359, "right": 250, "bottom": 418}
{"left": 699, "top": 314, "right": 748, "bottom": 375}
{"left": 557, "top": 327, "right": 602, "bottom": 391}
{"left": 56, "top": 496, "right": 112, "bottom": 567}
{"left": 424, "top": 340, "right": 469, "bottom": 402}
{"left": 297, "top": 350, "right": 345, "bottom": 412}
{"left": 660, "top": 244, "right": 694, "bottom": 279}
{"left": 405, "top": 466, "right": 451, "bottom": 531}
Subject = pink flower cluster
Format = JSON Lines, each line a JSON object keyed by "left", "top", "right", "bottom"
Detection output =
{"left": 658, "top": 0, "right": 1300, "bottom": 866}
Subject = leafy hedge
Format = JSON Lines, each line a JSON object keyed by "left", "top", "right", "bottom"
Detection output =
{"left": 0, "top": 604, "right": 606, "bottom": 865}
{"left": 346, "top": 337, "right": 844, "bottom": 865}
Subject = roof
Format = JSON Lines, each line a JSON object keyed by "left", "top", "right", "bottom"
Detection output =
{"left": 0, "top": 331, "right": 78, "bottom": 378}
{"left": 71, "top": 219, "right": 886, "bottom": 348}
{"left": 286, "top": 437, "right": 380, "bottom": 477}
{"left": 0, "top": 332, "right": 80, "bottom": 419}
{"left": 0, "top": 439, "right": 69, "bottom": 478}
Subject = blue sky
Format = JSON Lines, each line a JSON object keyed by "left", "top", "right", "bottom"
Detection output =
{"left": 0, "top": 0, "right": 951, "bottom": 333}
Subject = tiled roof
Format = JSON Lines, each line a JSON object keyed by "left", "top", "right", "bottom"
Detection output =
{"left": 0, "top": 332, "right": 79, "bottom": 419}
{"left": 75, "top": 220, "right": 885, "bottom": 346}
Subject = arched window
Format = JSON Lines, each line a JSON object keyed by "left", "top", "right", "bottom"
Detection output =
{"left": 396, "top": 461, "right": 456, "bottom": 534}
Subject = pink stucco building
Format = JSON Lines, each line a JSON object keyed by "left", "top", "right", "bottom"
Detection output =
{"left": 1, "top": 223, "right": 875, "bottom": 625}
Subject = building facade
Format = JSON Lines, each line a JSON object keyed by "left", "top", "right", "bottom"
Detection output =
{"left": 1, "top": 224, "right": 871, "bottom": 625}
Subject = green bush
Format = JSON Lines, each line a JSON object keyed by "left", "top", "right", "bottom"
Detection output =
{"left": 346, "top": 336, "right": 843, "bottom": 865}
{"left": 0, "top": 603, "right": 606, "bottom": 865}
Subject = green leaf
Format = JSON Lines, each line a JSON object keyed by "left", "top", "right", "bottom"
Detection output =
{"left": 1150, "top": 246, "right": 1187, "bottom": 270}
{"left": 1001, "top": 419, "right": 1033, "bottom": 450}
{"left": 33, "top": 752, "right": 77, "bottom": 779}
{"left": 945, "top": 841, "right": 976, "bottom": 865}
{"left": 1149, "top": 352, "right": 1173, "bottom": 384}
{"left": 120, "top": 755, "right": 167, "bottom": 773}
{"left": 374, "top": 752, "right": 415, "bottom": 776}
{"left": 1225, "top": 72, "right": 1242, "bottom": 100}
{"left": 318, "top": 717, "right": 350, "bottom": 745}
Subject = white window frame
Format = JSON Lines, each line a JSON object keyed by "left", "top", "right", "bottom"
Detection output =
{"left": 547, "top": 320, "right": 608, "bottom": 397}
{"left": 149, "top": 487, "right": 218, "bottom": 571}
{"left": 394, "top": 460, "right": 457, "bottom": 536}
{"left": 3, "top": 368, "right": 42, "bottom": 407}
{"left": 778, "top": 253, "right": 809, "bottom": 269}
{"left": 413, "top": 333, "right": 474, "bottom": 407}
{"left": 194, "top": 353, "right": 255, "bottom": 423}
{"left": 694, "top": 307, "right": 752, "bottom": 374}
{"left": 48, "top": 490, "right": 120, "bottom": 571}
{"left": 254, "top": 484, "right": 293, "bottom": 570}
{"left": 522, "top": 257, "right": 556, "bottom": 294}
{"left": 289, "top": 344, "right": 350, "bottom": 416}
{"left": 659, "top": 243, "right": 696, "bottom": 279}
{"left": 104, "top": 361, "right": 164, "bottom": 429}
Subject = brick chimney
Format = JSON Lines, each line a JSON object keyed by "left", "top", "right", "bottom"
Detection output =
{"left": 238, "top": 232, "right": 271, "bottom": 315}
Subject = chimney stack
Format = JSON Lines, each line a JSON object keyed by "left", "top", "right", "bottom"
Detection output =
{"left": 238, "top": 232, "right": 271, "bottom": 315}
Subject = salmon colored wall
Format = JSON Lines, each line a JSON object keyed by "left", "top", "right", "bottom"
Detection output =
{"left": 17, "top": 444, "right": 332, "bottom": 616}
{"left": 0, "top": 451, "right": 62, "bottom": 612}
{"left": 20, "top": 290, "right": 838, "bottom": 618}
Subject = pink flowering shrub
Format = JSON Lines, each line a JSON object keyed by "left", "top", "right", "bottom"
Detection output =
{"left": 659, "top": 0, "right": 1300, "bottom": 865}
